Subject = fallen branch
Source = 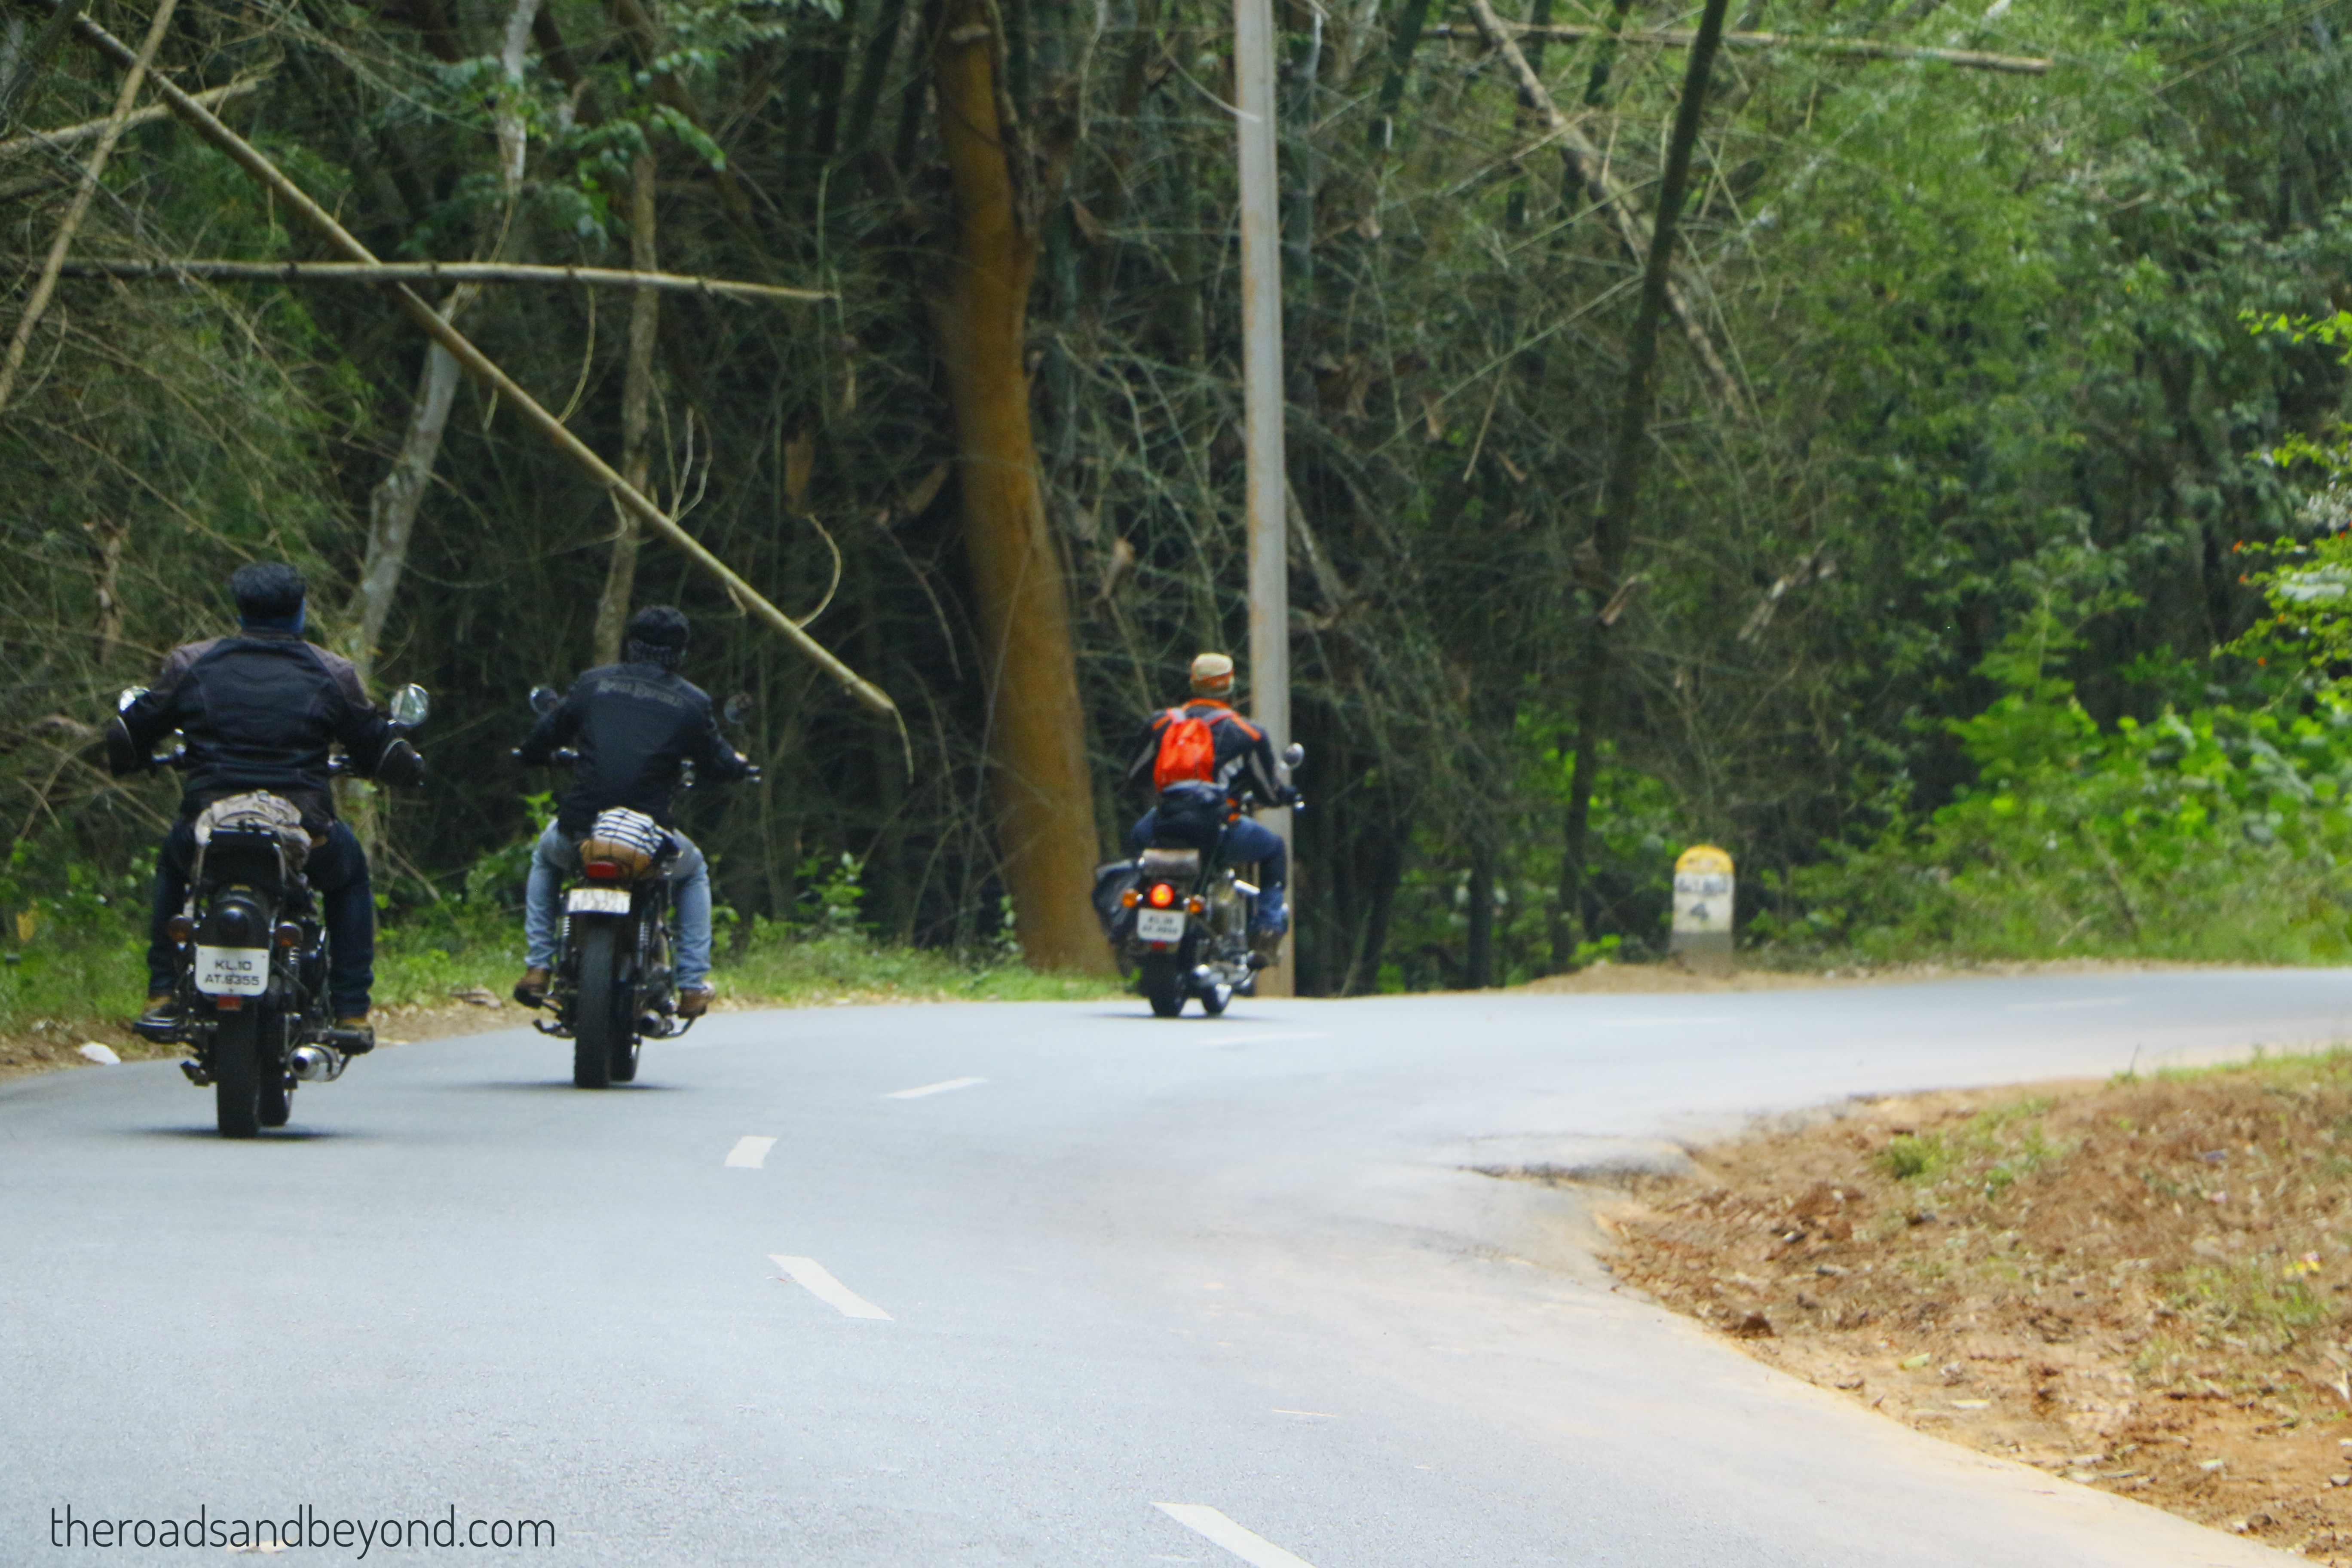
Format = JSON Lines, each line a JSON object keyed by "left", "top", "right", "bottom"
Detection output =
{"left": 1428, "top": 22, "right": 2050, "bottom": 73}
{"left": 41, "top": 1, "right": 899, "bottom": 725}
{"left": 0, "top": 75, "right": 261, "bottom": 159}
{"left": 1462, "top": 0, "right": 1746, "bottom": 416}
{"left": 41, "top": 256, "right": 830, "bottom": 304}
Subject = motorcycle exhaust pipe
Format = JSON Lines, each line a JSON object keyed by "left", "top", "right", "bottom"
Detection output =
{"left": 288, "top": 1044, "right": 346, "bottom": 1083}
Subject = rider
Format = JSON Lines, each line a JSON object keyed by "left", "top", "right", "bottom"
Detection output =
{"left": 511, "top": 605, "right": 751, "bottom": 1019}
{"left": 108, "top": 561, "right": 423, "bottom": 1042}
{"left": 1120, "top": 651, "right": 1298, "bottom": 952}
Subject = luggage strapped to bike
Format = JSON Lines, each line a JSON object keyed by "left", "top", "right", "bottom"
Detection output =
{"left": 577, "top": 807, "right": 671, "bottom": 881}
{"left": 191, "top": 791, "right": 311, "bottom": 888}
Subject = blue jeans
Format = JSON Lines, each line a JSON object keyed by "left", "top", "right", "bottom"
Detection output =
{"left": 1124, "top": 810, "right": 1288, "bottom": 932}
{"left": 524, "top": 821, "right": 713, "bottom": 989}
{"left": 147, "top": 817, "right": 376, "bottom": 1017}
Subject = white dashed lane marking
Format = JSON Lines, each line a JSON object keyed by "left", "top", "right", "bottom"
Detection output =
{"left": 724, "top": 1136, "right": 777, "bottom": 1169}
{"left": 1152, "top": 1504, "right": 1319, "bottom": 1568}
{"left": 769, "top": 1256, "right": 893, "bottom": 1320}
{"left": 885, "top": 1076, "right": 987, "bottom": 1099}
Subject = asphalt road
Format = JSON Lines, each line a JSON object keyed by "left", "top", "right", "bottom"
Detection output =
{"left": 7, "top": 969, "right": 2352, "bottom": 1566}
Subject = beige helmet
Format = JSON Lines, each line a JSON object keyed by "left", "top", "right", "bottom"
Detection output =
{"left": 1189, "top": 652, "right": 1236, "bottom": 698}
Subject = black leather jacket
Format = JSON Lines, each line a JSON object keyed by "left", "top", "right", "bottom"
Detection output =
{"left": 109, "top": 631, "right": 414, "bottom": 831}
{"left": 517, "top": 662, "right": 750, "bottom": 834}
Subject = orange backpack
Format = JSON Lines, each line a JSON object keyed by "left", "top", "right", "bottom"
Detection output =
{"left": 1152, "top": 707, "right": 1219, "bottom": 790}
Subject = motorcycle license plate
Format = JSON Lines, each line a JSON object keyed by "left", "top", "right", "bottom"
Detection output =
{"left": 1135, "top": 908, "right": 1186, "bottom": 943}
{"left": 567, "top": 886, "right": 631, "bottom": 914}
{"left": 193, "top": 945, "right": 268, "bottom": 996}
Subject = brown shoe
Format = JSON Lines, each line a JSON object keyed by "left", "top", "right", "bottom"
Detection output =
{"left": 513, "top": 966, "right": 551, "bottom": 1008}
{"left": 677, "top": 985, "right": 714, "bottom": 1020}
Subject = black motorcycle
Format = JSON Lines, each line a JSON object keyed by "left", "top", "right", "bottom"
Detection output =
{"left": 518, "top": 686, "right": 755, "bottom": 1088}
{"left": 130, "top": 683, "right": 430, "bottom": 1137}
{"left": 1096, "top": 743, "right": 1304, "bottom": 1018}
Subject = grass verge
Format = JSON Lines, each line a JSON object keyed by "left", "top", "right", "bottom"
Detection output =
{"left": 0, "top": 916, "right": 1120, "bottom": 1083}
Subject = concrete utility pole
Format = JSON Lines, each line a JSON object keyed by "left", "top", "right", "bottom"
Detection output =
{"left": 1235, "top": 0, "right": 1293, "bottom": 995}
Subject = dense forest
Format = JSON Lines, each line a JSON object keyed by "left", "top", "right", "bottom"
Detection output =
{"left": 4, "top": 0, "right": 2352, "bottom": 998}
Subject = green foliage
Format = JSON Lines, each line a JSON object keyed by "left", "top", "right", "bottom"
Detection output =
{"left": 10, "top": 0, "right": 2352, "bottom": 998}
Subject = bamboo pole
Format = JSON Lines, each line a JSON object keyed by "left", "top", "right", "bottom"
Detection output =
{"left": 0, "top": 76, "right": 260, "bottom": 159}
{"left": 43, "top": 1, "right": 898, "bottom": 721}
{"left": 1428, "top": 21, "right": 2051, "bottom": 73}
{"left": 39, "top": 257, "right": 830, "bottom": 303}
{"left": 1462, "top": 0, "right": 1745, "bottom": 415}
{"left": 0, "top": 0, "right": 177, "bottom": 414}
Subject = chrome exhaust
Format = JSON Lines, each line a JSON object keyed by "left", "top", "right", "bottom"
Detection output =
{"left": 288, "top": 1044, "right": 346, "bottom": 1082}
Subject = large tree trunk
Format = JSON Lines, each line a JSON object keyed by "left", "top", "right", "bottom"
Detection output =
{"left": 593, "top": 151, "right": 659, "bottom": 665}
{"left": 932, "top": 1, "right": 1113, "bottom": 975}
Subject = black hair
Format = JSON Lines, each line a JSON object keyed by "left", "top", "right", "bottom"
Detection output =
{"left": 230, "top": 561, "right": 306, "bottom": 622}
{"left": 624, "top": 604, "right": 689, "bottom": 671}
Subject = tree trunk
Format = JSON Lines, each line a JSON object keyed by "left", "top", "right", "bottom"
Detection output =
{"left": 593, "top": 151, "right": 659, "bottom": 666}
{"left": 1555, "top": 0, "right": 1733, "bottom": 967}
{"left": 932, "top": 0, "right": 1114, "bottom": 975}
{"left": 345, "top": 328, "right": 463, "bottom": 686}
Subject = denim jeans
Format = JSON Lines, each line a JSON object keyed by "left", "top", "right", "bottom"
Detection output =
{"left": 523, "top": 821, "right": 713, "bottom": 989}
{"left": 1124, "top": 808, "right": 1288, "bottom": 932}
{"left": 147, "top": 817, "right": 375, "bottom": 1016}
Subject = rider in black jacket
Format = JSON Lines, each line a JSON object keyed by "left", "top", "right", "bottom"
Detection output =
{"left": 511, "top": 606, "right": 751, "bottom": 1018}
{"left": 109, "top": 562, "right": 423, "bottom": 1038}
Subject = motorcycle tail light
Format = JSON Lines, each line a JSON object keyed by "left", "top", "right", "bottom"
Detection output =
{"left": 585, "top": 861, "right": 622, "bottom": 881}
{"left": 1119, "top": 888, "right": 1139, "bottom": 909}
{"left": 273, "top": 922, "right": 301, "bottom": 950}
{"left": 1147, "top": 882, "right": 1175, "bottom": 908}
{"left": 165, "top": 914, "right": 193, "bottom": 945}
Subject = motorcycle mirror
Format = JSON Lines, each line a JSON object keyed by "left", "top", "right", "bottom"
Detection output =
{"left": 1281, "top": 741, "right": 1306, "bottom": 770}
{"left": 529, "top": 685, "right": 560, "bottom": 717}
{"left": 115, "top": 686, "right": 147, "bottom": 714}
{"left": 389, "top": 683, "right": 431, "bottom": 727}
{"left": 722, "top": 692, "right": 756, "bottom": 727}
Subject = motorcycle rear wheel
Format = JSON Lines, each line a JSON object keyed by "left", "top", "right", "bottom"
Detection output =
{"left": 1200, "top": 981, "right": 1231, "bottom": 1016}
{"left": 1140, "top": 956, "right": 1186, "bottom": 1018}
{"left": 573, "top": 921, "right": 624, "bottom": 1089}
{"left": 214, "top": 1009, "right": 263, "bottom": 1138}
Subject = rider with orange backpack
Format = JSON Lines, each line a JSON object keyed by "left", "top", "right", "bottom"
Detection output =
{"left": 1119, "top": 652, "right": 1298, "bottom": 947}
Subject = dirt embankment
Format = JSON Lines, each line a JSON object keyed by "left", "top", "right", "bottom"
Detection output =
{"left": 1602, "top": 1057, "right": 2352, "bottom": 1560}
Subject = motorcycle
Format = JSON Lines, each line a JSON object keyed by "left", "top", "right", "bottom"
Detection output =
{"left": 129, "top": 683, "right": 431, "bottom": 1137}
{"left": 1096, "top": 743, "right": 1305, "bottom": 1019}
{"left": 517, "top": 686, "right": 756, "bottom": 1088}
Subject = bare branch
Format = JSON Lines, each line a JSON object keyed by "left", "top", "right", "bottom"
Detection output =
{"left": 1461, "top": 0, "right": 1747, "bottom": 416}
{"left": 0, "top": 75, "right": 261, "bottom": 159}
{"left": 1428, "top": 21, "right": 2052, "bottom": 74}
{"left": 40, "top": 257, "right": 833, "bottom": 303}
